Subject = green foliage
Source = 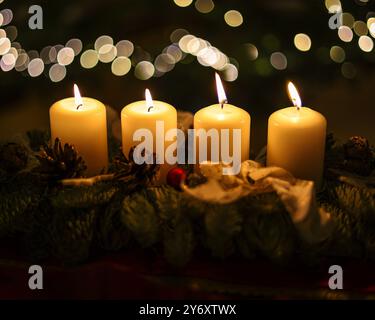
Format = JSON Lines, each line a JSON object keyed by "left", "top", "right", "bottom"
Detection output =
{"left": 0, "top": 174, "right": 44, "bottom": 236}
{"left": 49, "top": 207, "right": 97, "bottom": 265}
{"left": 50, "top": 183, "right": 118, "bottom": 209}
{"left": 121, "top": 191, "right": 160, "bottom": 248}
{"left": 0, "top": 135, "right": 374, "bottom": 267}
{"left": 205, "top": 205, "right": 242, "bottom": 258}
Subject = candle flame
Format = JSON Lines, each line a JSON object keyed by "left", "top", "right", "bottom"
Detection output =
{"left": 287, "top": 81, "right": 302, "bottom": 109}
{"left": 74, "top": 84, "right": 83, "bottom": 110}
{"left": 215, "top": 73, "right": 227, "bottom": 107}
{"left": 145, "top": 88, "right": 154, "bottom": 112}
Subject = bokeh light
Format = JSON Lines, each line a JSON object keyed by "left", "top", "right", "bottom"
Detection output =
{"left": 0, "top": 36, "right": 10, "bottom": 55}
{"left": 111, "top": 57, "right": 131, "bottom": 76}
{"left": 15, "top": 52, "right": 29, "bottom": 71}
{"left": 195, "top": 0, "right": 214, "bottom": 14}
{"left": 174, "top": 0, "right": 193, "bottom": 7}
{"left": 155, "top": 53, "right": 175, "bottom": 72}
{"left": 66, "top": 39, "right": 83, "bottom": 56}
{"left": 116, "top": 40, "right": 134, "bottom": 57}
{"left": 353, "top": 21, "right": 368, "bottom": 36}
{"left": 165, "top": 45, "right": 183, "bottom": 63}
{"left": 40, "top": 46, "right": 52, "bottom": 64}
{"left": 294, "top": 33, "right": 312, "bottom": 52}
{"left": 134, "top": 61, "right": 155, "bottom": 80}
{"left": 80, "top": 49, "right": 99, "bottom": 69}
{"left": 224, "top": 10, "right": 243, "bottom": 27}
{"left": 49, "top": 64, "right": 67, "bottom": 82}
{"left": 94, "top": 35, "right": 113, "bottom": 52}
{"left": 179, "top": 34, "right": 195, "bottom": 53}
{"left": 270, "top": 52, "right": 288, "bottom": 70}
{"left": 358, "top": 35, "right": 374, "bottom": 52}
{"left": 338, "top": 26, "right": 353, "bottom": 42}
{"left": 170, "top": 29, "right": 189, "bottom": 44}
{"left": 98, "top": 44, "right": 117, "bottom": 63}
{"left": 1, "top": 52, "right": 16, "bottom": 71}
{"left": 57, "top": 47, "right": 75, "bottom": 66}
{"left": 221, "top": 64, "right": 238, "bottom": 82}
{"left": 0, "top": 9, "right": 13, "bottom": 26}
{"left": 4, "top": 26, "right": 17, "bottom": 42}
{"left": 28, "top": 50, "right": 40, "bottom": 60}
{"left": 325, "top": 0, "right": 342, "bottom": 13}
{"left": 330, "top": 46, "right": 345, "bottom": 63}
{"left": 342, "top": 13, "right": 355, "bottom": 29}
{"left": 244, "top": 43, "right": 258, "bottom": 61}
{"left": 27, "top": 58, "right": 44, "bottom": 77}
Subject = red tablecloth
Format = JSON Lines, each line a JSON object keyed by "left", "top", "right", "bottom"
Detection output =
{"left": 1, "top": 243, "right": 375, "bottom": 299}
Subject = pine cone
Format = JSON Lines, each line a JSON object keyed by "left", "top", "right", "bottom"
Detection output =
{"left": 112, "top": 147, "right": 160, "bottom": 191}
{"left": 35, "top": 138, "right": 87, "bottom": 180}
{"left": 0, "top": 142, "right": 29, "bottom": 173}
{"left": 343, "top": 136, "right": 374, "bottom": 176}
{"left": 344, "top": 136, "right": 372, "bottom": 160}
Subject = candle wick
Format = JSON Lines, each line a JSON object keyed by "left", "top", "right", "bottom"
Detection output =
{"left": 148, "top": 105, "right": 154, "bottom": 112}
{"left": 76, "top": 104, "right": 83, "bottom": 110}
{"left": 220, "top": 100, "right": 228, "bottom": 109}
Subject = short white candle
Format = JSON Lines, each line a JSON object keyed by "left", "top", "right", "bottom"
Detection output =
{"left": 121, "top": 89, "right": 177, "bottom": 181}
{"left": 267, "top": 82, "right": 327, "bottom": 188}
{"left": 49, "top": 85, "right": 108, "bottom": 176}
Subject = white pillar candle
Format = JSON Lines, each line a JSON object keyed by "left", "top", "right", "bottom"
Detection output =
{"left": 49, "top": 85, "right": 108, "bottom": 177}
{"left": 121, "top": 89, "right": 177, "bottom": 181}
{"left": 267, "top": 82, "right": 327, "bottom": 188}
{"left": 194, "top": 73, "right": 251, "bottom": 173}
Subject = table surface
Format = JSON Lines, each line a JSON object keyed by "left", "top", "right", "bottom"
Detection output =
{"left": 1, "top": 242, "right": 375, "bottom": 300}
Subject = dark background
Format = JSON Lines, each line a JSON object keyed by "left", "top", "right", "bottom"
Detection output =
{"left": 0, "top": 0, "right": 374, "bottom": 153}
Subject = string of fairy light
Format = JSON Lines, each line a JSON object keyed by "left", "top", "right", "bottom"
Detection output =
{"left": 0, "top": 0, "right": 374, "bottom": 83}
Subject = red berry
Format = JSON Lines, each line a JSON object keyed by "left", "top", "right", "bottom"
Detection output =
{"left": 167, "top": 167, "right": 187, "bottom": 190}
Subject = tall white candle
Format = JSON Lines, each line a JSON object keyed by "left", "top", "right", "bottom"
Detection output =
{"left": 194, "top": 73, "right": 251, "bottom": 171}
{"left": 50, "top": 85, "right": 108, "bottom": 177}
{"left": 267, "top": 82, "right": 327, "bottom": 188}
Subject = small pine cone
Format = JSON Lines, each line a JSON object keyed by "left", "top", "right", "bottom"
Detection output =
{"left": 35, "top": 138, "right": 87, "bottom": 180}
{"left": 344, "top": 136, "right": 372, "bottom": 160}
{"left": 0, "top": 143, "right": 28, "bottom": 173}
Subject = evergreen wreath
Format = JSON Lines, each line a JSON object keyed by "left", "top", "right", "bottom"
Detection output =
{"left": 0, "top": 122, "right": 374, "bottom": 267}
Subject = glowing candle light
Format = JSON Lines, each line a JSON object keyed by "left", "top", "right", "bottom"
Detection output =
{"left": 121, "top": 89, "right": 177, "bottom": 182}
{"left": 49, "top": 84, "right": 108, "bottom": 176}
{"left": 194, "top": 73, "right": 251, "bottom": 172}
{"left": 267, "top": 81, "right": 327, "bottom": 188}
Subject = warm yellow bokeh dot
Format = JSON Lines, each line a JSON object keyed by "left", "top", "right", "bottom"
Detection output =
{"left": 358, "top": 35, "right": 374, "bottom": 52}
{"left": 325, "top": 0, "right": 341, "bottom": 13}
{"left": 294, "top": 33, "right": 312, "bottom": 52}
{"left": 338, "top": 26, "right": 353, "bottom": 42}
{"left": 353, "top": 21, "right": 368, "bottom": 36}
{"left": 330, "top": 46, "right": 345, "bottom": 63}
{"left": 173, "top": 0, "right": 193, "bottom": 7}
{"left": 224, "top": 10, "right": 243, "bottom": 27}
{"left": 342, "top": 13, "right": 355, "bottom": 29}
{"left": 111, "top": 57, "right": 131, "bottom": 76}
{"left": 195, "top": 0, "right": 214, "bottom": 14}
{"left": 367, "top": 17, "right": 375, "bottom": 30}
{"left": 80, "top": 50, "right": 99, "bottom": 69}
